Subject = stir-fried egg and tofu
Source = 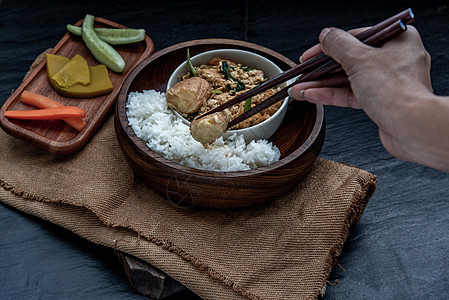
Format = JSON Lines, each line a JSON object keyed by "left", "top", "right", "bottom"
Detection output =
{"left": 166, "top": 57, "right": 282, "bottom": 144}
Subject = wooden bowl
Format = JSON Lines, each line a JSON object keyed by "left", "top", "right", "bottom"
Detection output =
{"left": 115, "top": 39, "right": 325, "bottom": 209}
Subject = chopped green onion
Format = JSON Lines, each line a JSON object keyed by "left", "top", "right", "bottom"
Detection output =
{"left": 211, "top": 89, "right": 223, "bottom": 94}
{"left": 244, "top": 98, "right": 252, "bottom": 112}
{"left": 187, "top": 49, "right": 198, "bottom": 77}
{"left": 198, "top": 65, "right": 214, "bottom": 69}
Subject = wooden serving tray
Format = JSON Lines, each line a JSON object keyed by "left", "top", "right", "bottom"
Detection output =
{"left": 0, "top": 17, "right": 154, "bottom": 154}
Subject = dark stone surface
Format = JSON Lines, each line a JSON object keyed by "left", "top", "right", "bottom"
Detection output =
{"left": 1, "top": 1, "right": 448, "bottom": 299}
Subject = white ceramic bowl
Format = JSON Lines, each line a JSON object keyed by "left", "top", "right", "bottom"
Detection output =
{"left": 166, "top": 49, "right": 293, "bottom": 142}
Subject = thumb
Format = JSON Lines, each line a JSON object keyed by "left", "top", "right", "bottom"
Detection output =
{"left": 319, "top": 27, "right": 371, "bottom": 68}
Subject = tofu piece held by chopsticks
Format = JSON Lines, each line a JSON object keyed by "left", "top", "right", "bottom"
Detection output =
{"left": 190, "top": 110, "right": 231, "bottom": 144}
{"left": 166, "top": 77, "right": 211, "bottom": 114}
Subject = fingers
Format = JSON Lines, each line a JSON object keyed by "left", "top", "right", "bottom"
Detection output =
{"left": 289, "top": 85, "right": 361, "bottom": 109}
{"left": 319, "top": 27, "right": 372, "bottom": 68}
{"left": 289, "top": 72, "right": 349, "bottom": 95}
{"left": 288, "top": 73, "right": 361, "bottom": 109}
{"left": 299, "top": 27, "right": 371, "bottom": 63}
{"left": 300, "top": 44, "right": 321, "bottom": 63}
{"left": 293, "top": 72, "right": 349, "bottom": 90}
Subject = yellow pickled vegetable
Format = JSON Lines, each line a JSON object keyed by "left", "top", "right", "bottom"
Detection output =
{"left": 46, "top": 53, "right": 113, "bottom": 98}
{"left": 52, "top": 54, "right": 90, "bottom": 88}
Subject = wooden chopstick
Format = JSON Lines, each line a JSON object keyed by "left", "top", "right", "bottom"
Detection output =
{"left": 198, "top": 8, "right": 414, "bottom": 124}
{"left": 227, "top": 18, "right": 409, "bottom": 128}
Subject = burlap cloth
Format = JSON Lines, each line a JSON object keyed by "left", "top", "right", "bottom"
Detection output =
{"left": 0, "top": 55, "right": 377, "bottom": 300}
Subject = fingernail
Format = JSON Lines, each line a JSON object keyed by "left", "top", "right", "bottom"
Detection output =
{"left": 299, "top": 55, "right": 303, "bottom": 64}
{"left": 319, "top": 27, "right": 331, "bottom": 42}
{"left": 287, "top": 87, "right": 293, "bottom": 97}
{"left": 300, "top": 90, "right": 306, "bottom": 100}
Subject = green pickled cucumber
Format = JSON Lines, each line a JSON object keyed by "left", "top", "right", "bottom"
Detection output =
{"left": 67, "top": 24, "right": 145, "bottom": 45}
{"left": 81, "top": 14, "right": 125, "bottom": 73}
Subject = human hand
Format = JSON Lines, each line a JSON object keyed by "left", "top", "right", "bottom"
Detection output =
{"left": 289, "top": 26, "right": 433, "bottom": 113}
{"left": 288, "top": 26, "right": 449, "bottom": 173}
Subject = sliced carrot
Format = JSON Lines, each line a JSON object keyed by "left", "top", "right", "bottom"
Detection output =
{"left": 5, "top": 106, "right": 86, "bottom": 120}
{"left": 21, "top": 91, "right": 87, "bottom": 131}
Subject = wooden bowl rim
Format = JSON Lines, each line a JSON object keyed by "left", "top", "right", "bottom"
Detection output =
{"left": 116, "top": 38, "right": 324, "bottom": 178}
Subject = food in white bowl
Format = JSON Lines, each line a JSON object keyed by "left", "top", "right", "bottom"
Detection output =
{"left": 124, "top": 49, "right": 296, "bottom": 172}
{"left": 166, "top": 49, "right": 293, "bottom": 143}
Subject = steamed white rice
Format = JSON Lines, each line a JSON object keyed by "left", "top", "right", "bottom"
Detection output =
{"left": 126, "top": 89, "right": 280, "bottom": 172}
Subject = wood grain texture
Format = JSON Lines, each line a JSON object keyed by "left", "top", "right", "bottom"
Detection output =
{"left": 0, "top": 17, "right": 154, "bottom": 154}
{"left": 115, "top": 251, "right": 186, "bottom": 299}
{"left": 114, "top": 39, "right": 325, "bottom": 208}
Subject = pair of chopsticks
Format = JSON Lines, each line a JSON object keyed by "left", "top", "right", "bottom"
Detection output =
{"left": 199, "top": 8, "right": 414, "bottom": 129}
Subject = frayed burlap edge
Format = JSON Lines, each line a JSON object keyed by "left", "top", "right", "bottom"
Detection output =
{"left": 318, "top": 173, "right": 377, "bottom": 298}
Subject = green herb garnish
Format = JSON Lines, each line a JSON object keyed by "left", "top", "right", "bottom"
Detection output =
{"left": 221, "top": 61, "right": 233, "bottom": 80}
{"left": 234, "top": 81, "right": 245, "bottom": 93}
{"left": 187, "top": 49, "right": 198, "bottom": 77}
{"left": 221, "top": 61, "right": 245, "bottom": 94}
